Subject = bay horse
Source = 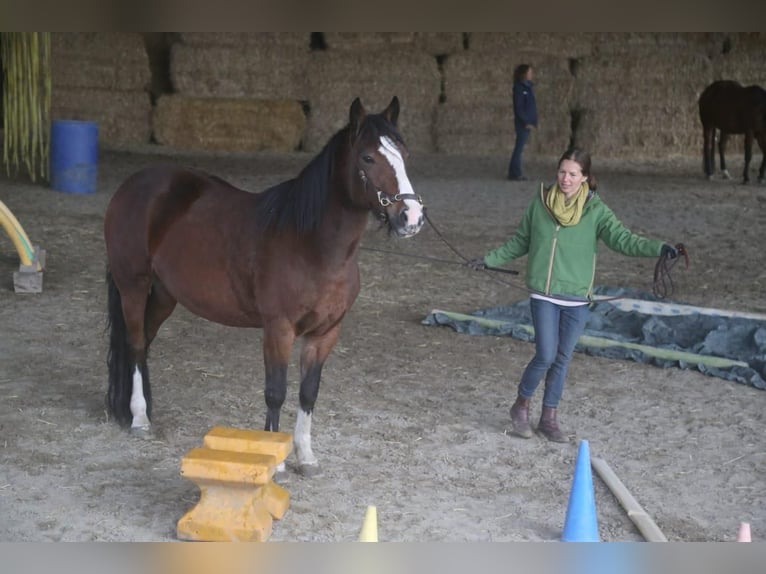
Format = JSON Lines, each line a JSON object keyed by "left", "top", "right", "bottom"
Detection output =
{"left": 104, "top": 97, "right": 425, "bottom": 475}
{"left": 698, "top": 80, "right": 766, "bottom": 184}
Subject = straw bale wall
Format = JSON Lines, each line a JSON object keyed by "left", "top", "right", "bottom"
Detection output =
{"left": 178, "top": 33, "right": 310, "bottom": 48}
{"left": 50, "top": 88, "right": 152, "bottom": 148}
{"left": 468, "top": 33, "right": 594, "bottom": 58}
{"left": 572, "top": 49, "right": 714, "bottom": 160}
{"left": 42, "top": 33, "right": 766, "bottom": 160}
{"left": 303, "top": 49, "right": 441, "bottom": 153}
{"left": 322, "top": 33, "right": 464, "bottom": 55}
{"left": 170, "top": 43, "right": 311, "bottom": 100}
{"left": 152, "top": 96, "right": 304, "bottom": 152}
{"left": 50, "top": 33, "right": 152, "bottom": 147}
{"left": 438, "top": 50, "right": 573, "bottom": 156}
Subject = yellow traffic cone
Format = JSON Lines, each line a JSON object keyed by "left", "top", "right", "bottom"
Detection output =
{"left": 358, "top": 505, "right": 378, "bottom": 542}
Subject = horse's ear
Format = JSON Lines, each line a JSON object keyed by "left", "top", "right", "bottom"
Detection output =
{"left": 382, "top": 96, "right": 400, "bottom": 126}
{"left": 349, "top": 97, "right": 366, "bottom": 135}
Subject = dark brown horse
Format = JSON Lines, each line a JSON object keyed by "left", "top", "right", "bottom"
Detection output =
{"left": 104, "top": 97, "right": 425, "bottom": 475}
{"left": 699, "top": 80, "right": 766, "bottom": 184}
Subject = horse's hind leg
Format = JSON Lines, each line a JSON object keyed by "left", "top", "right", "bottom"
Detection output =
{"left": 719, "top": 132, "right": 731, "bottom": 180}
{"left": 294, "top": 323, "right": 342, "bottom": 477}
{"left": 106, "top": 270, "right": 153, "bottom": 435}
{"left": 742, "top": 131, "right": 754, "bottom": 184}
{"left": 703, "top": 126, "right": 714, "bottom": 179}
{"left": 756, "top": 132, "right": 766, "bottom": 184}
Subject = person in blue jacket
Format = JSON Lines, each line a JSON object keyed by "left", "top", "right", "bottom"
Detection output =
{"left": 508, "top": 64, "right": 538, "bottom": 181}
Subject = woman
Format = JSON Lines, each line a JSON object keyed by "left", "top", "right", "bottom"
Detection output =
{"left": 470, "top": 147, "right": 679, "bottom": 443}
{"left": 508, "top": 64, "right": 537, "bottom": 181}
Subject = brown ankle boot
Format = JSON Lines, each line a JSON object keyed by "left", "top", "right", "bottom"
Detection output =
{"left": 509, "top": 395, "right": 533, "bottom": 438}
{"left": 537, "top": 406, "right": 569, "bottom": 443}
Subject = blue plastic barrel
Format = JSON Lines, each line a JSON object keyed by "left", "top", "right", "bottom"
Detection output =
{"left": 50, "top": 119, "right": 98, "bottom": 194}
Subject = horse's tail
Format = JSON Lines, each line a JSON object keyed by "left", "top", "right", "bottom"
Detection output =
{"left": 106, "top": 267, "right": 150, "bottom": 426}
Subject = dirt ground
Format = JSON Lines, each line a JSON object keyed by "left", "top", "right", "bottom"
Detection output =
{"left": 0, "top": 146, "right": 764, "bottom": 542}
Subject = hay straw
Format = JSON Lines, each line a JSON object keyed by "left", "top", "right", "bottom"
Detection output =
{"left": 179, "top": 33, "right": 310, "bottom": 48}
{"left": 304, "top": 49, "right": 440, "bottom": 153}
{"left": 152, "top": 95, "right": 304, "bottom": 153}
{"left": 468, "top": 33, "right": 594, "bottom": 58}
{"left": 50, "top": 33, "right": 149, "bottom": 91}
{"left": 171, "top": 44, "right": 311, "bottom": 100}
{"left": 51, "top": 87, "right": 151, "bottom": 148}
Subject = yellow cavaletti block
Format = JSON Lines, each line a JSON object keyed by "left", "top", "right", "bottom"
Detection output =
{"left": 203, "top": 426, "right": 293, "bottom": 460}
{"left": 177, "top": 427, "right": 293, "bottom": 542}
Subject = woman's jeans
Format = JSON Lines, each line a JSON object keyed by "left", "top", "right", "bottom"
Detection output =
{"left": 508, "top": 124, "right": 531, "bottom": 179}
{"left": 518, "top": 298, "right": 590, "bottom": 408}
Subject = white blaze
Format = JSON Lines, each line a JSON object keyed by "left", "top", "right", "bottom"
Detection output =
{"left": 379, "top": 136, "right": 423, "bottom": 230}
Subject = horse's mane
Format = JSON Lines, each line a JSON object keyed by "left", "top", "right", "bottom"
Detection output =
{"left": 255, "top": 112, "right": 404, "bottom": 234}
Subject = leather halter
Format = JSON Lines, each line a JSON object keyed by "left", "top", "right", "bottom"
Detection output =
{"left": 358, "top": 169, "right": 423, "bottom": 207}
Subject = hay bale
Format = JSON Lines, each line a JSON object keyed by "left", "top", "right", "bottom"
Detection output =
{"left": 718, "top": 43, "right": 766, "bottom": 86}
{"left": 51, "top": 32, "right": 150, "bottom": 91}
{"left": 415, "top": 33, "right": 465, "bottom": 55}
{"left": 153, "top": 95, "right": 305, "bottom": 152}
{"left": 572, "top": 49, "right": 713, "bottom": 159}
{"left": 304, "top": 50, "right": 440, "bottom": 153}
{"left": 435, "top": 103, "right": 513, "bottom": 156}
{"left": 468, "top": 33, "right": 594, "bottom": 58}
{"left": 322, "top": 33, "right": 417, "bottom": 50}
{"left": 440, "top": 50, "right": 573, "bottom": 156}
{"left": 171, "top": 44, "right": 310, "bottom": 100}
{"left": 591, "top": 33, "right": 715, "bottom": 55}
{"left": 179, "top": 32, "right": 311, "bottom": 50}
{"left": 178, "top": 33, "right": 310, "bottom": 48}
{"left": 51, "top": 87, "right": 152, "bottom": 148}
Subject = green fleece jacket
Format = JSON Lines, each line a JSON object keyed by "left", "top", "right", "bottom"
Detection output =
{"left": 483, "top": 185, "right": 665, "bottom": 300}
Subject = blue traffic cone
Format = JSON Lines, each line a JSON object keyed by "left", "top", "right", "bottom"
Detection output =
{"left": 561, "top": 439, "right": 600, "bottom": 542}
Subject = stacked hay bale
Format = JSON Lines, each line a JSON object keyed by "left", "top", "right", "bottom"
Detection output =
{"left": 468, "top": 32, "right": 593, "bottom": 58}
{"left": 158, "top": 33, "right": 310, "bottom": 152}
{"left": 573, "top": 35, "right": 715, "bottom": 161}
{"left": 436, "top": 39, "right": 574, "bottom": 157}
{"left": 303, "top": 49, "right": 441, "bottom": 153}
{"left": 322, "top": 32, "right": 464, "bottom": 56}
{"left": 50, "top": 33, "right": 152, "bottom": 148}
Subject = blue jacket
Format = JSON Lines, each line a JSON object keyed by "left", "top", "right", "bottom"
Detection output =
{"left": 513, "top": 79, "right": 538, "bottom": 128}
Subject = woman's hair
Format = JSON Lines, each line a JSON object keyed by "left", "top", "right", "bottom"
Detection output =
{"left": 558, "top": 147, "right": 598, "bottom": 190}
{"left": 513, "top": 64, "right": 531, "bottom": 83}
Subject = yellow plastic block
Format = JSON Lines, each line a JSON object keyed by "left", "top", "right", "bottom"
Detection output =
{"left": 180, "top": 448, "right": 276, "bottom": 486}
{"left": 255, "top": 481, "right": 290, "bottom": 520}
{"left": 177, "top": 485, "right": 274, "bottom": 542}
{"left": 202, "top": 426, "right": 293, "bottom": 460}
{"left": 177, "top": 427, "right": 293, "bottom": 542}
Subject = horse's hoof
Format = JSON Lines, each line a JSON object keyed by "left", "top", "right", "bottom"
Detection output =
{"left": 722, "top": 171, "right": 732, "bottom": 180}
{"left": 297, "top": 462, "right": 322, "bottom": 477}
{"left": 129, "top": 426, "right": 154, "bottom": 440}
{"left": 273, "top": 468, "right": 292, "bottom": 484}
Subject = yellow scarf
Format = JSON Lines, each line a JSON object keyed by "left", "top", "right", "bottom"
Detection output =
{"left": 544, "top": 182, "right": 589, "bottom": 226}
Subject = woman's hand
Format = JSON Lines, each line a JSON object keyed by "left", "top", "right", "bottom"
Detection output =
{"left": 467, "top": 258, "right": 487, "bottom": 270}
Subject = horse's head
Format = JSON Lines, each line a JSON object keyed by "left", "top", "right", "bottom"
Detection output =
{"left": 348, "top": 97, "right": 425, "bottom": 238}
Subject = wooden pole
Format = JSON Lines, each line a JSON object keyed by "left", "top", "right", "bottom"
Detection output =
{"left": 591, "top": 456, "right": 668, "bottom": 542}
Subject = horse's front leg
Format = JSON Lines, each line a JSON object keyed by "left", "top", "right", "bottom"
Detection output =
{"left": 719, "top": 132, "right": 731, "bottom": 180}
{"left": 294, "top": 323, "right": 342, "bottom": 477}
{"left": 263, "top": 319, "right": 295, "bottom": 473}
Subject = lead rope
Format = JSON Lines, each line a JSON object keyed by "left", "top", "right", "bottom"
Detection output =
{"left": 652, "top": 243, "right": 689, "bottom": 299}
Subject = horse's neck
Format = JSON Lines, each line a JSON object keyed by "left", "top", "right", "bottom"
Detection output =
{"left": 314, "top": 183, "right": 369, "bottom": 263}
